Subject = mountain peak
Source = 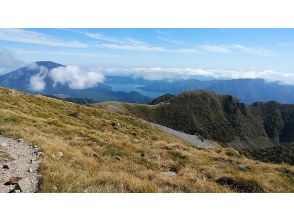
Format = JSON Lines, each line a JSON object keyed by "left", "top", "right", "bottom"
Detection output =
{"left": 28, "top": 61, "right": 64, "bottom": 70}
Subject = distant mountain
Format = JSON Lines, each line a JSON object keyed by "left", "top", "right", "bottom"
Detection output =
{"left": 125, "top": 90, "right": 294, "bottom": 149}
{"left": 139, "top": 78, "right": 294, "bottom": 104}
{"left": 0, "top": 61, "right": 151, "bottom": 104}
{"left": 0, "top": 61, "right": 64, "bottom": 92}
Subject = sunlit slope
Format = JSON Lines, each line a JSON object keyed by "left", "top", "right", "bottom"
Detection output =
{"left": 0, "top": 87, "right": 293, "bottom": 192}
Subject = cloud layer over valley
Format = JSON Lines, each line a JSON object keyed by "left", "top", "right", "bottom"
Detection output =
{"left": 101, "top": 67, "right": 294, "bottom": 85}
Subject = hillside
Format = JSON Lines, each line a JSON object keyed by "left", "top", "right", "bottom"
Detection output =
{"left": 121, "top": 91, "right": 294, "bottom": 150}
{"left": 0, "top": 87, "right": 293, "bottom": 192}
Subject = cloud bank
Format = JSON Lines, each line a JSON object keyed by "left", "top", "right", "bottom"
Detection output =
{"left": 50, "top": 66, "right": 105, "bottom": 89}
{"left": 101, "top": 67, "right": 294, "bottom": 85}
{"left": 28, "top": 64, "right": 105, "bottom": 91}
{"left": 29, "top": 66, "right": 48, "bottom": 91}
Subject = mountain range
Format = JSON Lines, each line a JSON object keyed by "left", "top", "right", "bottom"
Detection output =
{"left": 1, "top": 61, "right": 294, "bottom": 104}
{"left": 138, "top": 78, "right": 294, "bottom": 104}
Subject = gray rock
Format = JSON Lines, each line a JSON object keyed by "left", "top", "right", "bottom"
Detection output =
{"left": 3, "top": 164, "right": 9, "bottom": 169}
{"left": 238, "top": 164, "right": 251, "bottom": 171}
{"left": 115, "top": 155, "right": 121, "bottom": 161}
{"left": 162, "top": 171, "right": 176, "bottom": 176}
{"left": 18, "top": 178, "right": 32, "bottom": 192}
{"left": 58, "top": 152, "right": 64, "bottom": 157}
{"left": 52, "top": 185, "right": 58, "bottom": 191}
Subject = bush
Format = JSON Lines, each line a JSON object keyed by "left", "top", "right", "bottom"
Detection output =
{"left": 239, "top": 144, "right": 294, "bottom": 165}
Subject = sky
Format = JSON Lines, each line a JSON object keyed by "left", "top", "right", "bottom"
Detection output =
{"left": 0, "top": 28, "right": 294, "bottom": 84}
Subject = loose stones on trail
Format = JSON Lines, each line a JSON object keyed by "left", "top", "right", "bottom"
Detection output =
{"left": 0, "top": 136, "right": 41, "bottom": 193}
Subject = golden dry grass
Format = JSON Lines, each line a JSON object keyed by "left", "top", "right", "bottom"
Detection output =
{"left": 0, "top": 88, "right": 293, "bottom": 192}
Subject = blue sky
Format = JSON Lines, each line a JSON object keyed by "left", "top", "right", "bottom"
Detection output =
{"left": 0, "top": 28, "right": 294, "bottom": 83}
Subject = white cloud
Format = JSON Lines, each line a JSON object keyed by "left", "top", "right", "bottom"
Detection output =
{"left": 158, "top": 35, "right": 278, "bottom": 56}
{"left": 277, "top": 42, "right": 292, "bottom": 47}
{"left": 0, "top": 49, "right": 23, "bottom": 75}
{"left": 26, "top": 62, "right": 39, "bottom": 71}
{"left": 84, "top": 31, "right": 279, "bottom": 56}
{"left": 14, "top": 49, "right": 124, "bottom": 59}
{"left": 49, "top": 66, "right": 105, "bottom": 89}
{"left": 29, "top": 66, "right": 48, "bottom": 92}
{"left": 158, "top": 36, "right": 189, "bottom": 47}
{"left": 101, "top": 67, "right": 294, "bottom": 85}
{"left": 0, "top": 29, "right": 86, "bottom": 48}
{"left": 199, "top": 45, "right": 231, "bottom": 54}
{"left": 100, "top": 43, "right": 165, "bottom": 52}
{"left": 85, "top": 32, "right": 166, "bottom": 52}
{"left": 176, "top": 44, "right": 277, "bottom": 56}
{"left": 229, "top": 44, "right": 278, "bottom": 57}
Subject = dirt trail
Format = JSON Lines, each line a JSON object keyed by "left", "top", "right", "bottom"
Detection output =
{"left": 0, "top": 136, "right": 41, "bottom": 193}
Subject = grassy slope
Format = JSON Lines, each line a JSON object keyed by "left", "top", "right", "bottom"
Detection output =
{"left": 0, "top": 88, "right": 293, "bottom": 192}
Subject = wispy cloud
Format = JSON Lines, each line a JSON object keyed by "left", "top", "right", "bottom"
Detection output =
{"left": 158, "top": 35, "right": 189, "bottom": 47}
{"left": 85, "top": 32, "right": 166, "bottom": 52}
{"left": 0, "top": 29, "right": 86, "bottom": 48}
{"left": 229, "top": 44, "right": 278, "bottom": 57}
{"left": 158, "top": 34, "right": 278, "bottom": 56}
{"left": 0, "top": 49, "right": 23, "bottom": 75}
{"left": 13, "top": 49, "right": 124, "bottom": 58}
{"left": 199, "top": 45, "right": 231, "bottom": 54}
{"left": 277, "top": 42, "right": 293, "bottom": 47}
